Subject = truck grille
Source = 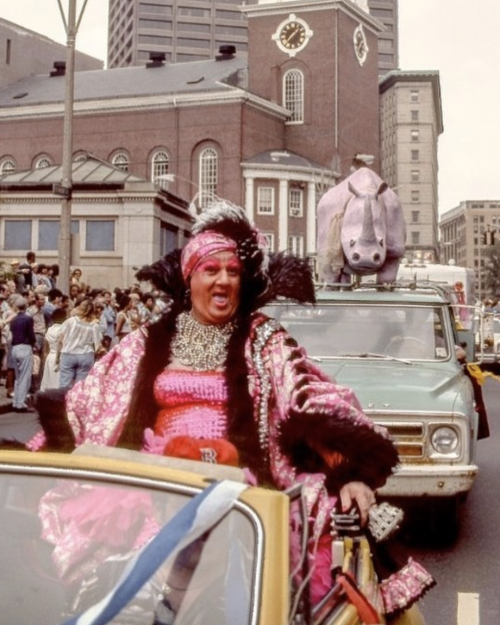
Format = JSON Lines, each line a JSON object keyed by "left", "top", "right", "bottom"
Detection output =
{"left": 377, "top": 422, "right": 425, "bottom": 460}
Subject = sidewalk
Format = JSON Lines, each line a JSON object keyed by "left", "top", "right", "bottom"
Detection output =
{"left": 0, "top": 382, "right": 41, "bottom": 445}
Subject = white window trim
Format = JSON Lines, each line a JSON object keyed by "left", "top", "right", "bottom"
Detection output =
{"left": 35, "top": 157, "right": 52, "bottom": 169}
{"left": 151, "top": 150, "right": 170, "bottom": 188}
{"left": 199, "top": 147, "right": 218, "bottom": 207}
{"left": 289, "top": 187, "right": 304, "bottom": 218}
{"left": 0, "top": 159, "right": 15, "bottom": 174}
{"left": 257, "top": 186, "right": 275, "bottom": 215}
{"left": 283, "top": 69, "right": 304, "bottom": 124}
{"left": 262, "top": 232, "right": 275, "bottom": 252}
{"left": 112, "top": 152, "right": 130, "bottom": 171}
{"left": 288, "top": 234, "right": 304, "bottom": 256}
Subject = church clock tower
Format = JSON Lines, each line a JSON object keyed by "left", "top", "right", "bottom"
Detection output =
{"left": 243, "top": 0, "right": 384, "bottom": 175}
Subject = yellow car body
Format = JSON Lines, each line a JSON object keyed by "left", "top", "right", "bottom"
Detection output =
{"left": 0, "top": 447, "right": 388, "bottom": 625}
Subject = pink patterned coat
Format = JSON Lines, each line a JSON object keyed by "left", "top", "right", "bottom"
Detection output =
{"left": 29, "top": 313, "right": 433, "bottom": 613}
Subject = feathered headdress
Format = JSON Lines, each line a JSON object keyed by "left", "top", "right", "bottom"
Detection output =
{"left": 135, "top": 199, "right": 316, "bottom": 312}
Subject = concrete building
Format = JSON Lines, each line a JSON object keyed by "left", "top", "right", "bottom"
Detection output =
{"left": 0, "top": 18, "right": 102, "bottom": 89}
{"left": 107, "top": 0, "right": 256, "bottom": 67}
{"left": 440, "top": 200, "right": 500, "bottom": 300}
{"left": 379, "top": 70, "right": 443, "bottom": 263}
{"left": 107, "top": 0, "right": 398, "bottom": 76}
{"left": 0, "top": 155, "right": 192, "bottom": 289}
{"left": 0, "top": 0, "right": 383, "bottom": 288}
{"left": 367, "top": 0, "right": 398, "bottom": 76}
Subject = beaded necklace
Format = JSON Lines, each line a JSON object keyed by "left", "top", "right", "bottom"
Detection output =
{"left": 171, "top": 311, "right": 235, "bottom": 371}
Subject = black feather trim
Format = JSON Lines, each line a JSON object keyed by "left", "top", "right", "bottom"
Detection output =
{"left": 35, "top": 388, "right": 76, "bottom": 452}
{"left": 257, "top": 252, "right": 316, "bottom": 307}
{"left": 224, "top": 314, "right": 275, "bottom": 486}
{"left": 279, "top": 411, "right": 399, "bottom": 492}
{"left": 134, "top": 205, "right": 316, "bottom": 313}
{"left": 135, "top": 249, "right": 187, "bottom": 303}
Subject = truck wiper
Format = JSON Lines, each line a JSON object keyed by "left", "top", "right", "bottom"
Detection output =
{"left": 336, "top": 352, "right": 413, "bottom": 364}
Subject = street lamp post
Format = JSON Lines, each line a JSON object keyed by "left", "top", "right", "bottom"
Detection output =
{"left": 55, "top": 0, "right": 89, "bottom": 293}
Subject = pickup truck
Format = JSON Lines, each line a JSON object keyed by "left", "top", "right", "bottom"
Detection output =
{"left": 265, "top": 283, "right": 480, "bottom": 543}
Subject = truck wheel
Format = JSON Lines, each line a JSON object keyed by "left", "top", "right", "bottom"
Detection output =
{"left": 427, "top": 497, "right": 460, "bottom": 546}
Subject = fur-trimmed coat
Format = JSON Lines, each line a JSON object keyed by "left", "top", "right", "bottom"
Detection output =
{"left": 32, "top": 311, "right": 397, "bottom": 488}
{"left": 30, "top": 310, "right": 434, "bottom": 614}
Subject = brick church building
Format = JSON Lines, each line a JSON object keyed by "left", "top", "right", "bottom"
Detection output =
{"left": 0, "top": 0, "right": 383, "bottom": 287}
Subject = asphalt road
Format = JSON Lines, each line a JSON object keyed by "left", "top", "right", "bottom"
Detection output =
{"left": 404, "top": 377, "right": 500, "bottom": 625}
{"left": 1, "top": 378, "right": 499, "bottom": 624}
{"left": 0, "top": 393, "right": 41, "bottom": 447}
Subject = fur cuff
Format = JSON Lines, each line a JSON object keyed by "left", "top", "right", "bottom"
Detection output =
{"left": 279, "top": 412, "right": 399, "bottom": 491}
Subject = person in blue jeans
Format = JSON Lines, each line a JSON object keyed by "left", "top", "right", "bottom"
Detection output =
{"left": 9, "top": 297, "right": 36, "bottom": 412}
{"left": 55, "top": 298, "right": 102, "bottom": 389}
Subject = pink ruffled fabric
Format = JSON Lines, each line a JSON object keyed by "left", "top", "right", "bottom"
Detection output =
{"left": 26, "top": 429, "right": 46, "bottom": 451}
{"left": 380, "top": 557, "right": 436, "bottom": 615}
{"left": 39, "top": 482, "right": 159, "bottom": 584}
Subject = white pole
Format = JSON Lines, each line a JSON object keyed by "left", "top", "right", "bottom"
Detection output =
{"left": 56, "top": 0, "right": 89, "bottom": 293}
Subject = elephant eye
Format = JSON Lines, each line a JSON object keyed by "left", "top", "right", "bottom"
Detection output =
{"left": 350, "top": 239, "right": 355, "bottom": 247}
{"left": 379, "top": 238, "right": 384, "bottom": 246}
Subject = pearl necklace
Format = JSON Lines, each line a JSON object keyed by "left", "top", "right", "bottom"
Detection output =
{"left": 171, "top": 311, "right": 235, "bottom": 371}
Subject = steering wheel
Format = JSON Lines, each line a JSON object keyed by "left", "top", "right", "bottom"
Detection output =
{"left": 385, "top": 336, "right": 429, "bottom": 358}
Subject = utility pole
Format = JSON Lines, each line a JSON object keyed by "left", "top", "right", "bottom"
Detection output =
{"left": 55, "top": 0, "right": 89, "bottom": 293}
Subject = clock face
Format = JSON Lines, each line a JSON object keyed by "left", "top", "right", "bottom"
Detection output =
{"left": 273, "top": 15, "right": 313, "bottom": 57}
{"left": 353, "top": 23, "right": 369, "bottom": 66}
{"left": 280, "top": 21, "right": 306, "bottom": 50}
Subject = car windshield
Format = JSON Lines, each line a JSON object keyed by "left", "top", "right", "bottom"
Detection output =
{"left": 265, "top": 303, "right": 451, "bottom": 361}
{"left": 0, "top": 467, "right": 257, "bottom": 625}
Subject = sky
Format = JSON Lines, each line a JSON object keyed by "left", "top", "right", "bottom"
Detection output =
{"left": 1, "top": 0, "right": 499, "bottom": 214}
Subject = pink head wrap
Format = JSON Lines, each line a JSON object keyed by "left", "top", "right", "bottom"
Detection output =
{"left": 181, "top": 230, "right": 238, "bottom": 281}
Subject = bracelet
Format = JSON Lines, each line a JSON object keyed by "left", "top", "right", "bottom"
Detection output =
{"left": 162, "top": 582, "right": 188, "bottom": 595}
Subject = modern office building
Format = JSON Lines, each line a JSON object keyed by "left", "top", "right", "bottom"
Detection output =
{"left": 108, "top": 0, "right": 398, "bottom": 76}
{"left": 440, "top": 201, "right": 500, "bottom": 300}
{"left": 368, "top": 0, "right": 398, "bottom": 76}
{"left": 379, "top": 70, "right": 443, "bottom": 263}
{"left": 0, "top": 18, "right": 102, "bottom": 89}
{"left": 107, "top": 0, "right": 256, "bottom": 67}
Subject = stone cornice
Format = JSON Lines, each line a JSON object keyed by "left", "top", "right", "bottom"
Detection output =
{"left": 242, "top": 0, "right": 384, "bottom": 34}
{"left": 0, "top": 88, "right": 289, "bottom": 122}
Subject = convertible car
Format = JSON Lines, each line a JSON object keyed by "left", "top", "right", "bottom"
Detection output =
{"left": 0, "top": 445, "right": 385, "bottom": 625}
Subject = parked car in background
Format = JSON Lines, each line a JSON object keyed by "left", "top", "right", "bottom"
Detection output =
{"left": 476, "top": 312, "right": 500, "bottom": 366}
{"left": 265, "top": 283, "right": 480, "bottom": 544}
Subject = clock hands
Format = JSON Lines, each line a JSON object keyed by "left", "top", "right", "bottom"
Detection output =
{"left": 275, "top": 18, "right": 311, "bottom": 53}
{"left": 285, "top": 25, "right": 302, "bottom": 45}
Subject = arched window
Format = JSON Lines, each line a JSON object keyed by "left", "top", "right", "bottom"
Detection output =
{"left": 283, "top": 69, "right": 304, "bottom": 123}
{"left": 35, "top": 157, "right": 52, "bottom": 169}
{"left": 152, "top": 150, "right": 169, "bottom": 188}
{"left": 199, "top": 147, "right": 218, "bottom": 207}
{"left": 112, "top": 152, "right": 129, "bottom": 172}
{"left": 0, "top": 159, "right": 15, "bottom": 175}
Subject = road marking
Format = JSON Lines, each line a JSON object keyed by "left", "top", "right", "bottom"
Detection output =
{"left": 457, "top": 592, "right": 479, "bottom": 625}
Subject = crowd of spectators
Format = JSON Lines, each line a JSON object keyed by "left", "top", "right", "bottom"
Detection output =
{"left": 0, "top": 251, "right": 166, "bottom": 411}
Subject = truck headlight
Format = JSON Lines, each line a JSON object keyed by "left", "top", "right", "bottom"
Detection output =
{"left": 431, "top": 427, "right": 459, "bottom": 454}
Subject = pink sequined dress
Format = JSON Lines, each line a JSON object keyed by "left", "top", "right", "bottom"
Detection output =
{"left": 153, "top": 369, "right": 228, "bottom": 442}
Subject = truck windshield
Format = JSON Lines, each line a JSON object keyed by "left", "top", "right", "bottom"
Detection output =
{"left": 266, "top": 304, "right": 451, "bottom": 361}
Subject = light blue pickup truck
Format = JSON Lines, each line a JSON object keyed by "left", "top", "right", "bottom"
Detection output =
{"left": 266, "top": 283, "right": 480, "bottom": 543}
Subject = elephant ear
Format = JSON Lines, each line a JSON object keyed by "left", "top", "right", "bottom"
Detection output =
{"left": 322, "top": 212, "right": 345, "bottom": 279}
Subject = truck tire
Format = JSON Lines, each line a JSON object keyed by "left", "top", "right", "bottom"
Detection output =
{"left": 427, "top": 497, "right": 460, "bottom": 546}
